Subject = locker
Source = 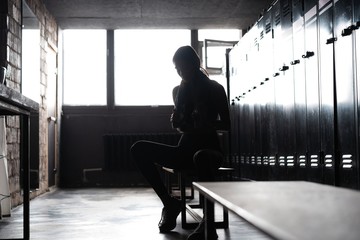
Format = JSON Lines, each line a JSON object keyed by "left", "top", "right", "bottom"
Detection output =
{"left": 334, "top": 0, "right": 359, "bottom": 189}
{"left": 237, "top": 35, "right": 252, "bottom": 180}
{"left": 272, "top": 0, "right": 295, "bottom": 180}
{"left": 228, "top": 44, "right": 241, "bottom": 178}
{"left": 268, "top": 0, "right": 281, "bottom": 180}
{"left": 355, "top": 0, "right": 360, "bottom": 188}
{"left": 318, "top": 0, "right": 336, "bottom": 185}
{"left": 292, "top": 0, "right": 308, "bottom": 180}
{"left": 258, "top": 12, "right": 273, "bottom": 180}
{"left": 251, "top": 23, "right": 264, "bottom": 180}
{"left": 227, "top": 0, "right": 360, "bottom": 187}
{"left": 304, "top": 0, "right": 322, "bottom": 183}
{"left": 280, "top": 0, "right": 296, "bottom": 180}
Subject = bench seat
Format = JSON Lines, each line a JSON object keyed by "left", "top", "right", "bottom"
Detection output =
{"left": 193, "top": 181, "right": 360, "bottom": 240}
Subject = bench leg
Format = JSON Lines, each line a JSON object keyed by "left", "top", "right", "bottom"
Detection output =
{"left": 204, "top": 198, "right": 215, "bottom": 240}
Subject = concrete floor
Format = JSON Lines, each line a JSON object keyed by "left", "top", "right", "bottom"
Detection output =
{"left": 0, "top": 188, "right": 271, "bottom": 240}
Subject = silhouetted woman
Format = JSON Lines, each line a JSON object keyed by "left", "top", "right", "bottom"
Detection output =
{"left": 131, "top": 45, "right": 230, "bottom": 240}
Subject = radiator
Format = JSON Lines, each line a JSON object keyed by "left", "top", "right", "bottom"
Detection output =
{"left": 103, "top": 133, "right": 181, "bottom": 171}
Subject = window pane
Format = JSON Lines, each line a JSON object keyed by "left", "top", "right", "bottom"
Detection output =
{"left": 114, "top": 30, "right": 190, "bottom": 106}
{"left": 198, "top": 29, "right": 241, "bottom": 41}
{"left": 22, "top": 29, "right": 40, "bottom": 102}
{"left": 198, "top": 29, "right": 241, "bottom": 92}
{"left": 63, "top": 30, "right": 107, "bottom": 105}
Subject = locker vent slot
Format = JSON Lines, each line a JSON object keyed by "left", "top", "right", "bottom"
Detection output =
{"left": 287, "top": 156, "right": 295, "bottom": 167}
{"left": 235, "top": 155, "right": 240, "bottom": 164}
{"left": 254, "top": 37, "right": 258, "bottom": 47}
{"left": 265, "top": 19, "right": 272, "bottom": 33}
{"left": 282, "top": 1, "right": 291, "bottom": 17}
{"left": 263, "top": 156, "right": 269, "bottom": 165}
{"left": 279, "top": 156, "right": 286, "bottom": 167}
{"left": 299, "top": 155, "right": 306, "bottom": 167}
{"left": 342, "top": 154, "right": 353, "bottom": 169}
{"left": 310, "top": 155, "right": 319, "bottom": 168}
{"left": 260, "top": 30, "right": 264, "bottom": 40}
{"left": 245, "top": 156, "right": 250, "bottom": 164}
{"left": 257, "top": 156, "right": 262, "bottom": 165}
{"left": 251, "top": 156, "right": 256, "bottom": 164}
{"left": 269, "top": 156, "right": 276, "bottom": 166}
{"left": 274, "top": 9, "right": 281, "bottom": 26}
{"left": 240, "top": 156, "right": 245, "bottom": 164}
{"left": 325, "top": 155, "right": 333, "bottom": 168}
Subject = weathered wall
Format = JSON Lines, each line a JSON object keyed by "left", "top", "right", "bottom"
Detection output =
{"left": 1, "top": 0, "right": 58, "bottom": 207}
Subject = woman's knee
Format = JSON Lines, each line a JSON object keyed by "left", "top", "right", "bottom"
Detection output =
{"left": 131, "top": 141, "right": 147, "bottom": 161}
{"left": 193, "top": 149, "right": 223, "bottom": 168}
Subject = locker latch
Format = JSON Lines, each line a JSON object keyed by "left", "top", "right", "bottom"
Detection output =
{"left": 279, "top": 65, "right": 289, "bottom": 71}
{"left": 326, "top": 37, "right": 337, "bottom": 45}
{"left": 341, "top": 25, "right": 357, "bottom": 37}
{"left": 290, "top": 59, "right": 300, "bottom": 65}
{"left": 302, "top": 51, "right": 314, "bottom": 59}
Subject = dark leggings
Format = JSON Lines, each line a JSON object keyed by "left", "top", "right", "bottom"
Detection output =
{"left": 131, "top": 132, "right": 221, "bottom": 201}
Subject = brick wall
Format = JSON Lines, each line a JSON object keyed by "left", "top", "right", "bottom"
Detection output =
{"left": 1, "top": 0, "right": 58, "bottom": 207}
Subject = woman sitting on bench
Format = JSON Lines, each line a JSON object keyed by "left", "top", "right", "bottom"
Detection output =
{"left": 131, "top": 45, "right": 230, "bottom": 240}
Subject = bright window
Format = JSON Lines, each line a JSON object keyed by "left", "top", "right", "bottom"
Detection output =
{"left": 114, "top": 30, "right": 190, "bottom": 106}
{"left": 198, "top": 29, "right": 241, "bottom": 91}
{"left": 22, "top": 29, "right": 40, "bottom": 102}
{"left": 63, "top": 30, "right": 107, "bottom": 105}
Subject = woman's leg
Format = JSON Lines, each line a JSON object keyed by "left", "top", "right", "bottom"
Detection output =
{"left": 131, "top": 140, "right": 193, "bottom": 232}
{"left": 131, "top": 140, "right": 192, "bottom": 205}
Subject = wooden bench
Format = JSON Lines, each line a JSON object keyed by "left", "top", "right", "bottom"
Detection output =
{"left": 193, "top": 181, "right": 360, "bottom": 240}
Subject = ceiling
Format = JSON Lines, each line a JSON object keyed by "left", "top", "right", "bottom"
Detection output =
{"left": 43, "top": 0, "right": 274, "bottom": 29}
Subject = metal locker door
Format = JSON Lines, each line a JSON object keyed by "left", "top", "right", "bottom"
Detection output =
{"left": 334, "top": 0, "right": 359, "bottom": 189}
{"left": 292, "top": 0, "right": 308, "bottom": 180}
{"left": 243, "top": 26, "right": 259, "bottom": 180}
{"left": 229, "top": 45, "right": 240, "bottom": 176}
{"left": 304, "top": 0, "right": 322, "bottom": 183}
{"left": 318, "top": 0, "right": 336, "bottom": 186}
{"left": 259, "top": 9, "right": 274, "bottom": 181}
{"left": 251, "top": 24, "right": 263, "bottom": 181}
{"left": 267, "top": 0, "right": 281, "bottom": 180}
{"left": 238, "top": 40, "right": 250, "bottom": 179}
{"left": 355, "top": 0, "right": 360, "bottom": 190}
{"left": 280, "top": 0, "right": 296, "bottom": 180}
{"left": 272, "top": 0, "right": 296, "bottom": 180}
{"left": 258, "top": 15, "right": 270, "bottom": 181}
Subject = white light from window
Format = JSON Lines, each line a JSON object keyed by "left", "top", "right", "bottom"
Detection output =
{"left": 198, "top": 29, "right": 241, "bottom": 92}
{"left": 63, "top": 30, "right": 107, "bottom": 106}
{"left": 22, "top": 29, "right": 40, "bottom": 103}
{"left": 114, "top": 29, "right": 190, "bottom": 106}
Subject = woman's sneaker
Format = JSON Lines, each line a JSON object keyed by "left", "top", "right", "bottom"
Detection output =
{"left": 158, "top": 197, "right": 181, "bottom": 233}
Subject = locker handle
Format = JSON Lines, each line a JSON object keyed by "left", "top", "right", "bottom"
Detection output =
{"left": 302, "top": 51, "right": 314, "bottom": 58}
{"left": 290, "top": 60, "right": 300, "bottom": 65}
{"left": 326, "top": 37, "right": 337, "bottom": 44}
{"left": 47, "top": 116, "right": 57, "bottom": 123}
{"left": 356, "top": 21, "right": 360, "bottom": 29}
{"left": 279, "top": 65, "right": 289, "bottom": 71}
{"left": 341, "top": 25, "right": 356, "bottom": 37}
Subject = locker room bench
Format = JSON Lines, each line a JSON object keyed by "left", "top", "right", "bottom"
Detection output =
{"left": 193, "top": 181, "right": 360, "bottom": 240}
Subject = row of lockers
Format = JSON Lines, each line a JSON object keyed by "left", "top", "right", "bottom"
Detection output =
{"left": 228, "top": 0, "right": 360, "bottom": 189}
